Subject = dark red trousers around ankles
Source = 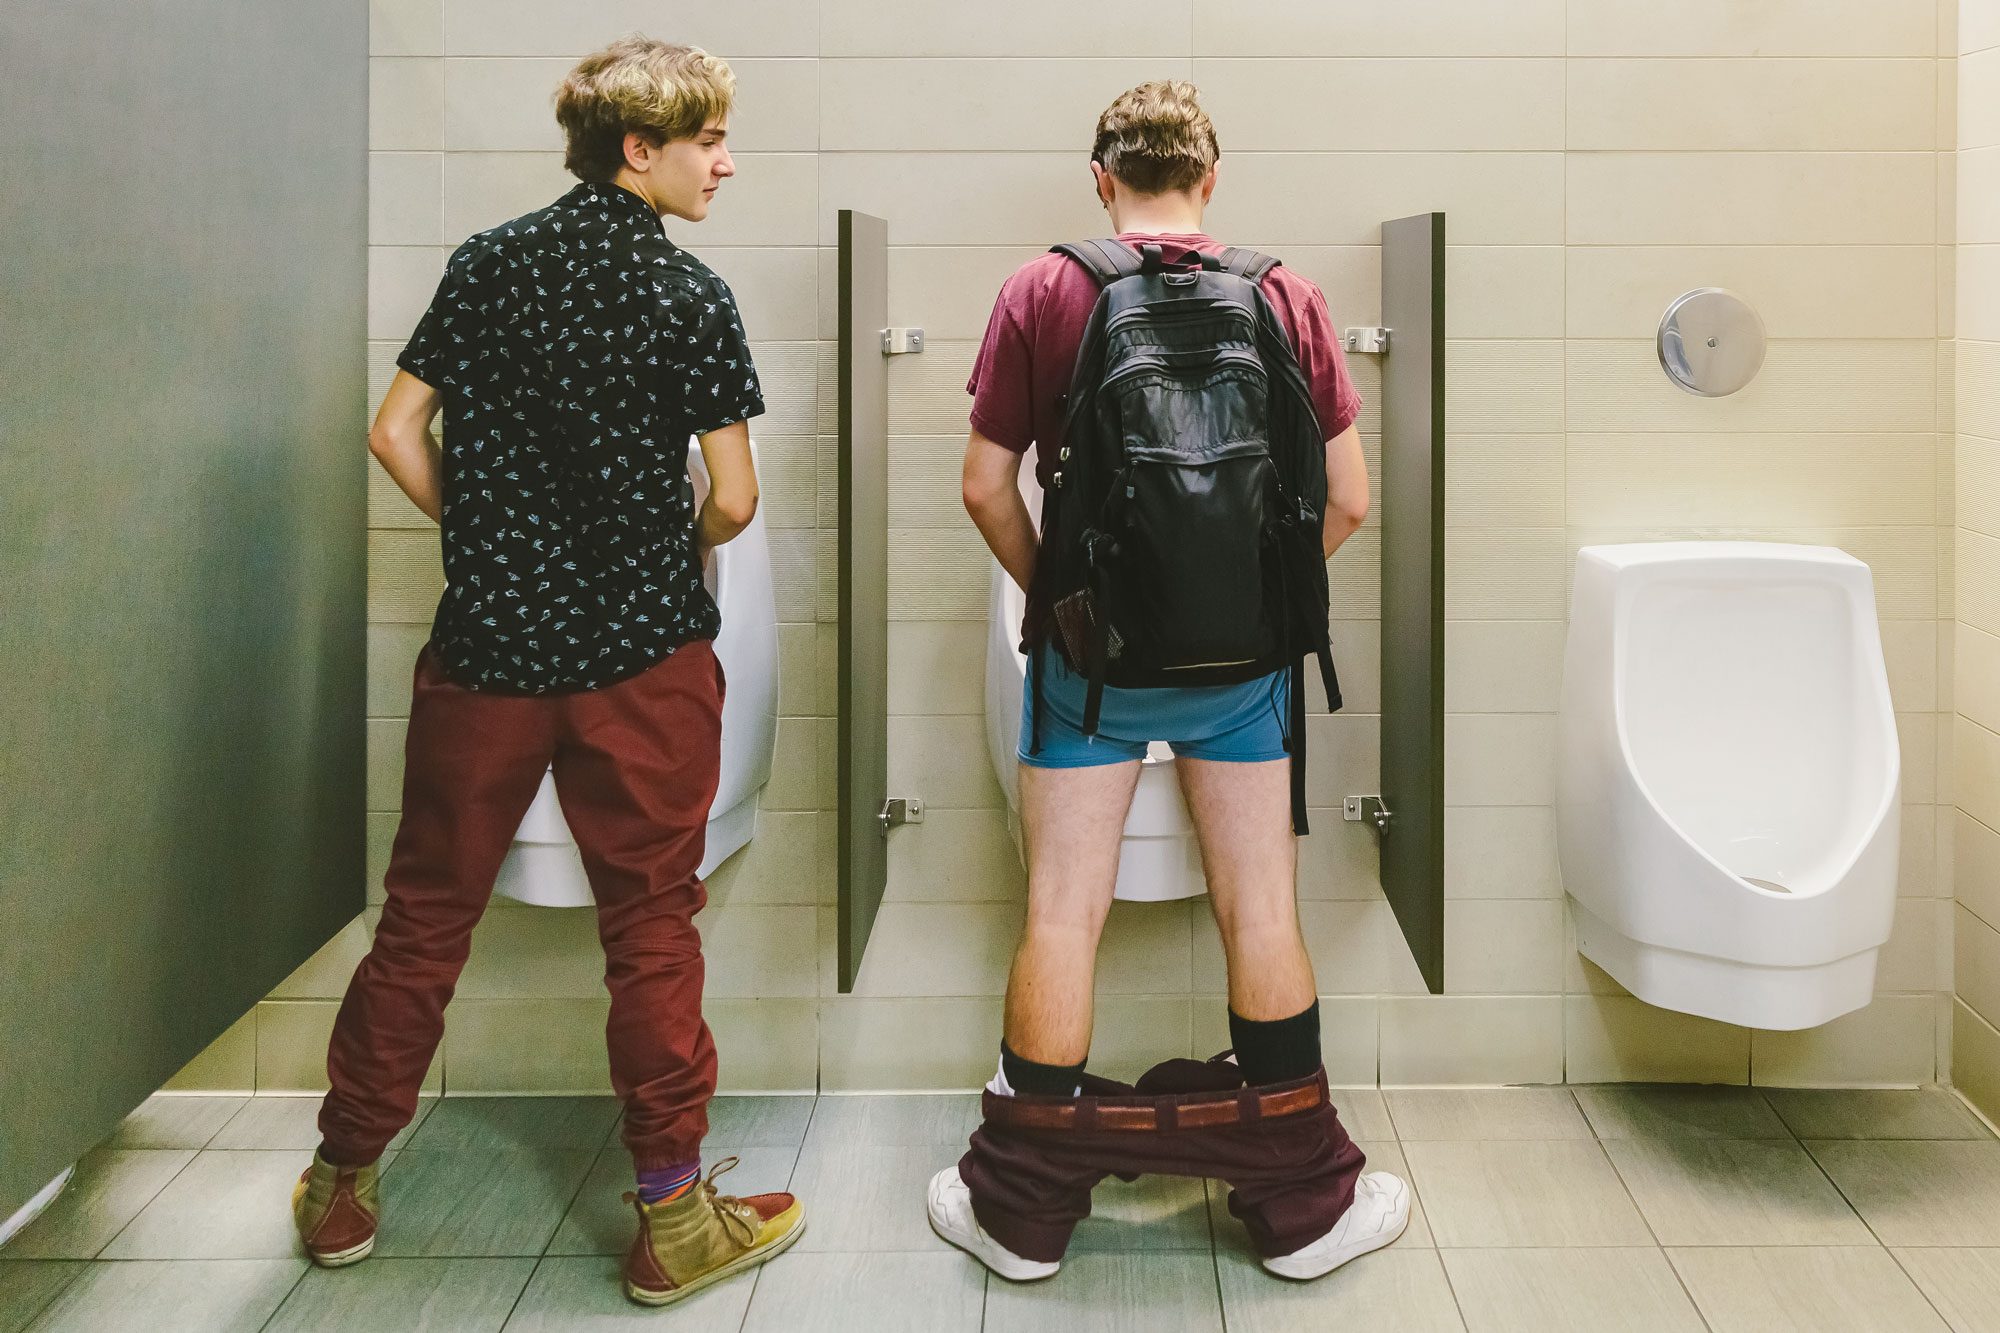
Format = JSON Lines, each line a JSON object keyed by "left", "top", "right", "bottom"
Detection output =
{"left": 317, "top": 642, "right": 724, "bottom": 1172}
{"left": 959, "top": 1061, "right": 1366, "bottom": 1262}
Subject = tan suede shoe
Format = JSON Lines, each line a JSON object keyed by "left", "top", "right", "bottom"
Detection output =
{"left": 291, "top": 1151, "right": 380, "bottom": 1267}
{"left": 622, "top": 1157, "right": 805, "bottom": 1306}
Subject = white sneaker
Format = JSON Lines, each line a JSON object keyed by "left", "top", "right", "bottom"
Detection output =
{"left": 1261, "top": 1171, "right": 1411, "bottom": 1280}
{"left": 926, "top": 1165, "right": 1061, "bottom": 1282}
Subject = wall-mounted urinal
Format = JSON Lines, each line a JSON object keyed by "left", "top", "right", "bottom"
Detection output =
{"left": 982, "top": 467, "right": 1206, "bottom": 902}
{"left": 1556, "top": 542, "right": 1900, "bottom": 1030}
{"left": 495, "top": 438, "right": 780, "bottom": 907}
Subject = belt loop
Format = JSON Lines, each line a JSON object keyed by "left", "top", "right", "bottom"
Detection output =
{"left": 1072, "top": 1100, "right": 1096, "bottom": 1132}
{"left": 1238, "top": 1087, "right": 1262, "bottom": 1123}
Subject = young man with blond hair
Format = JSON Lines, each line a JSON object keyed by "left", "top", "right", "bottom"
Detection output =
{"left": 291, "top": 36, "right": 803, "bottom": 1306}
{"left": 929, "top": 80, "right": 1408, "bottom": 1283}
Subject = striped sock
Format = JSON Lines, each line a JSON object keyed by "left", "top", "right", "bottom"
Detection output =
{"left": 637, "top": 1161, "right": 702, "bottom": 1206}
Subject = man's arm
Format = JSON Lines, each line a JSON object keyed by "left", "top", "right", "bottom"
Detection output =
{"left": 963, "top": 429, "right": 1037, "bottom": 592}
{"left": 1321, "top": 422, "right": 1368, "bottom": 557}
{"left": 693, "top": 419, "right": 759, "bottom": 560}
{"left": 369, "top": 370, "right": 445, "bottom": 524}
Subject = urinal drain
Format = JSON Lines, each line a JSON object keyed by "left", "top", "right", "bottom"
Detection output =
{"left": 1744, "top": 877, "right": 1792, "bottom": 894}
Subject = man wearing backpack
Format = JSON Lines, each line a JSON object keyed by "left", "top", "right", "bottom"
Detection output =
{"left": 928, "top": 82, "right": 1407, "bottom": 1282}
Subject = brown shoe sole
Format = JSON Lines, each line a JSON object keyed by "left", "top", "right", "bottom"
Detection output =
{"left": 624, "top": 1206, "right": 807, "bottom": 1307}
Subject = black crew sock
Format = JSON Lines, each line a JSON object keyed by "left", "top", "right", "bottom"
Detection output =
{"left": 1228, "top": 1000, "right": 1322, "bottom": 1087}
{"left": 1000, "top": 1040, "right": 1086, "bottom": 1097}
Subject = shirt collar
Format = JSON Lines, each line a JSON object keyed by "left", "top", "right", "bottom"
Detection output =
{"left": 560, "top": 180, "right": 663, "bottom": 228}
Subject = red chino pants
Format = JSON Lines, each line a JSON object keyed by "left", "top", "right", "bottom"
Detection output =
{"left": 317, "top": 641, "right": 724, "bottom": 1172}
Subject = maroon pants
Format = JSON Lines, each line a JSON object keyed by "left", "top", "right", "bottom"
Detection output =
{"left": 318, "top": 642, "right": 724, "bottom": 1172}
{"left": 960, "top": 1059, "right": 1366, "bottom": 1261}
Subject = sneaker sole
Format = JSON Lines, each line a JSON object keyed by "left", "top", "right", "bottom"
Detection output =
{"left": 307, "top": 1235, "right": 376, "bottom": 1269}
{"left": 926, "top": 1191, "right": 1059, "bottom": 1283}
{"left": 1262, "top": 1183, "right": 1412, "bottom": 1281}
{"left": 624, "top": 1211, "right": 807, "bottom": 1307}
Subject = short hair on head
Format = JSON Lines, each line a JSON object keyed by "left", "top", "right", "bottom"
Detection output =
{"left": 554, "top": 35, "right": 735, "bottom": 183}
{"left": 1091, "top": 80, "right": 1219, "bottom": 195}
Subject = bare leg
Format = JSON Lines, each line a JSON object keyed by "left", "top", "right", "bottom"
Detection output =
{"left": 1001, "top": 759, "right": 1143, "bottom": 1066}
{"left": 1177, "top": 757, "right": 1316, "bottom": 1020}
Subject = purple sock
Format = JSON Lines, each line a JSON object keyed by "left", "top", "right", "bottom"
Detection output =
{"left": 637, "top": 1161, "right": 701, "bottom": 1205}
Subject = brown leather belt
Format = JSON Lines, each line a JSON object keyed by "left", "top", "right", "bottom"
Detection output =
{"left": 984, "top": 1080, "right": 1324, "bottom": 1132}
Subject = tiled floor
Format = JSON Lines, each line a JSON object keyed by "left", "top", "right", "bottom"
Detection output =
{"left": 3, "top": 1086, "right": 1999, "bottom": 1331}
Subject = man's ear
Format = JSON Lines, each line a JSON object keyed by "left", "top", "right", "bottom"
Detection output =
{"left": 623, "top": 131, "right": 655, "bottom": 174}
{"left": 1091, "top": 160, "right": 1115, "bottom": 209}
{"left": 1199, "top": 163, "right": 1218, "bottom": 205}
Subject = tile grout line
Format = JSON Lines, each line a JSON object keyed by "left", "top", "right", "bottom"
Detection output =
{"left": 1570, "top": 1086, "right": 1719, "bottom": 1332}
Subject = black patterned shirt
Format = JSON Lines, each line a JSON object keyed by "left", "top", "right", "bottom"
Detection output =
{"left": 397, "top": 181, "right": 763, "bottom": 693}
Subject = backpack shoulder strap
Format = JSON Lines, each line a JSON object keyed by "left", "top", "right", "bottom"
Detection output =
{"left": 1053, "top": 239, "right": 1145, "bottom": 288}
{"left": 1219, "top": 247, "right": 1281, "bottom": 284}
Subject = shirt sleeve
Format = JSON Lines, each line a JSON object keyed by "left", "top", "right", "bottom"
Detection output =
{"left": 966, "top": 271, "right": 1036, "bottom": 454}
{"left": 395, "top": 250, "right": 467, "bottom": 388}
{"left": 1290, "top": 283, "right": 1362, "bottom": 440}
{"left": 675, "top": 275, "right": 766, "bottom": 437}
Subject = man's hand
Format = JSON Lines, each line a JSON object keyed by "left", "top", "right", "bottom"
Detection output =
{"left": 693, "top": 420, "right": 758, "bottom": 554}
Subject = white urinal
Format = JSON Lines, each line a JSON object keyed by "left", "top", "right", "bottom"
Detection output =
{"left": 982, "top": 465, "right": 1205, "bottom": 902}
{"left": 1555, "top": 542, "right": 1901, "bottom": 1030}
{"left": 494, "top": 438, "right": 779, "bottom": 907}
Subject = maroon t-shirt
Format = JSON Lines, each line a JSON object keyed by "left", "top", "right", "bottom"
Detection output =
{"left": 967, "top": 232, "right": 1362, "bottom": 487}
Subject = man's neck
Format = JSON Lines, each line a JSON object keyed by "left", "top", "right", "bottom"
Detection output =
{"left": 1108, "top": 200, "right": 1205, "bottom": 237}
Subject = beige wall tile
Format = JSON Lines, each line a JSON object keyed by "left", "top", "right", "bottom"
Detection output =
{"left": 886, "top": 807, "right": 1024, "bottom": 903}
{"left": 1192, "top": 0, "right": 1564, "bottom": 57}
{"left": 1446, "top": 714, "right": 1557, "bottom": 807}
{"left": 1195, "top": 59, "right": 1563, "bottom": 152}
{"left": 1446, "top": 901, "right": 1564, "bottom": 995}
{"left": 1565, "top": 340, "right": 1937, "bottom": 434}
{"left": 1567, "top": 433, "right": 1936, "bottom": 529}
{"left": 1961, "top": 150, "right": 2000, "bottom": 244}
{"left": 365, "top": 717, "right": 405, "bottom": 812}
{"left": 1884, "top": 619, "right": 1944, "bottom": 715}
{"left": 1965, "top": 434, "right": 2000, "bottom": 536}
{"left": 1325, "top": 618, "right": 1382, "bottom": 715}
{"left": 1098, "top": 900, "right": 1196, "bottom": 995}
{"left": 1448, "top": 247, "right": 1566, "bottom": 340}
{"left": 819, "top": 998, "right": 1001, "bottom": 1090}
{"left": 892, "top": 247, "right": 1043, "bottom": 341}
{"left": 271, "top": 912, "right": 376, "bottom": 1000}
{"left": 1445, "top": 530, "right": 1569, "bottom": 620}
{"left": 372, "top": 57, "right": 444, "bottom": 150}
{"left": 1568, "top": 154, "right": 1934, "bottom": 247}
{"left": 367, "top": 245, "right": 446, "bottom": 342}
{"left": 1093, "top": 997, "right": 1196, "bottom": 1075}
{"left": 442, "top": 998, "right": 608, "bottom": 1092}
{"left": 1444, "top": 621, "right": 1565, "bottom": 714}
{"left": 1206, "top": 154, "right": 1565, "bottom": 248}
{"left": 366, "top": 623, "right": 429, "bottom": 717}
{"left": 1570, "top": 60, "right": 1935, "bottom": 151}
{"left": 370, "top": 152, "right": 444, "bottom": 246}
{"left": 1751, "top": 993, "right": 1938, "bottom": 1086}
{"left": 1194, "top": 900, "right": 1382, "bottom": 995}
{"left": 821, "top": 58, "right": 1186, "bottom": 151}
{"left": 444, "top": 58, "right": 818, "bottom": 153}
{"left": 1956, "top": 903, "right": 2000, "bottom": 1028}
{"left": 820, "top": 153, "right": 1113, "bottom": 247}
{"left": 1970, "top": 0, "right": 2000, "bottom": 54}
{"left": 443, "top": 152, "right": 817, "bottom": 245}
{"left": 371, "top": 529, "right": 443, "bottom": 624}
{"left": 708, "top": 999, "right": 819, "bottom": 1092}
{"left": 258, "top": 1000, "right": 441, "bottom": 1093}
{"left": 1445, "top": 437, "right": 1562, "bottom": 528}
{"left": 1297, "top": 813, "right": 1384, "bottom": 900}
{"left": 366, "top": 812, "right": 398, "bottom": 905}
{"left": 1302, "top": 713, "right": 1382, "bottom": 807}
{"left": 1569, "top": 0, "right": 1933, "bottom": 57}
{"left": 1961, "top": 625, "right": 2000, "bottom": 736}
{"left": 696, "top": 250, "right": 822, "bottom": 343}
{"left": 1566, "top": 994, "right": 1750, "bottom": 1084}
{"left": 164, "top": 1011, "right": 258, "bottom": 1093}
{"left": 1566, "top": 246, "right": 1939, "bottom": 340}
{"left": 708, "top": 809, "right": 832, "bottom": 906}
{"left": 1878, "top": 898, "right": 1946, "bottom": 993}
{"left": 887, "top": 621, "right": 984, "bottom": 715}
{"left": 1963, "top": 248, "right": 2000, "bottom": 340}
{"left": 1968, "top": 51, "right": 2000, "bottom": 148}
{"left": 453, "top": 909, "right": 601, "bottom": 999}
{"left": 1952, "top": 1000, "right": 2000, "bottom": 1124}
{"left": 820, "top": 0, "right": 1189, "bottom": 57}
{"left": 1447, "top": 807, "right": 1562, "bottom": 900}
{"left": 443, "top": 0, "right": 819, "bottom": 57}
{"left": 1961, "top": 715, "right": 2000, "bottom": 832}
{"left": 887, "top": 715, "right": 1003, "bottom": 808}
{"left": 1448, "top": 341, "right": 1565, "bottom": 433}
{"left": 1381, "top": 995, "right": 1563, "bottom": 1085}
{"left": 1958, "top": 343, "right": 2000, "bottom": 436}
{"left": 848, "top": 903, "right": 1019, "bottom": 997}
{"left": 1192, "top": 996, "right": 1381, "bottom": 1085}
{"left": 762, "top": 716, "right": 831, "bottom": 811}
{"left": 1960, "top": 810, "right": 2000, "bottom": 931}
{"left": 373, "top": 0, "right": 442, "bottom": 56}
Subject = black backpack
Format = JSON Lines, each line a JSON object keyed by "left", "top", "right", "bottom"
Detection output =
{"left": 1024, "top": 238, "right": 1342, "bottom": 834}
